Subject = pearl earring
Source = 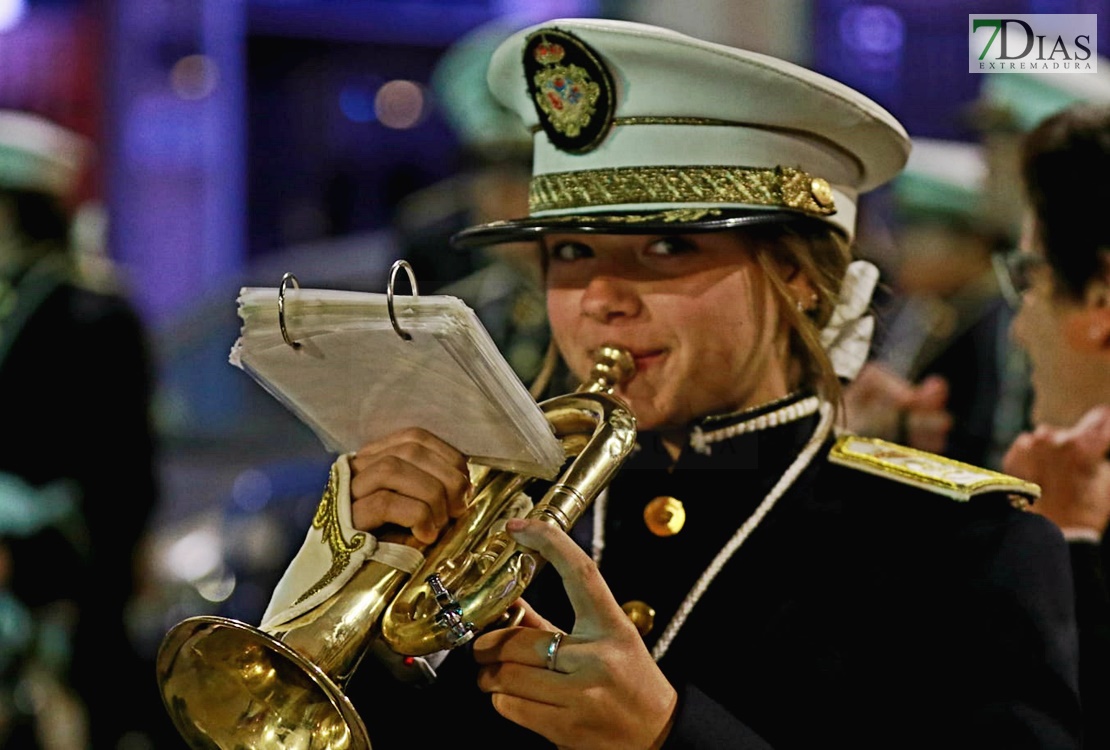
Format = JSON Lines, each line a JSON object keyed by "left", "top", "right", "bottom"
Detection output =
{"left": 796, "top": 293, "right": 818, "bottom": 313}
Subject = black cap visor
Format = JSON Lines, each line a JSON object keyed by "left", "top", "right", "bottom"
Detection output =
{"left": 450, "top": 207, "right": 830, "bottom": 250}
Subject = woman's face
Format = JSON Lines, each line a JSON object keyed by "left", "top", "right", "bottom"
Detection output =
{"left": 1010, "top": 214, "right": 1110, "bottom": 427}
{"left": 544, "top": 231, "right": 802, "bottom": 433}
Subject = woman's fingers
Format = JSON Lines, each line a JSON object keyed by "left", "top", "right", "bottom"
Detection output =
{"left": 348, "top": 489, "right": 449, "bottom": 544}
{"left": 504, "top": 518, "right": 637, "bottom": 639}
{"left": 474, "top": 624, "right": 570, "bottom": 672}
{"left": 347, "top": 428, "right": 471, "bottom": 541}
{"left": 509, "top": 597, "right": 554, "bottom": 630}
{"left": 470, "top": 519, "right": 679, "bottom": 749}
{"left": 352, "top": 428, "right": 471, "bottom": 505}
{"left": 354, "top": 426, "right": 469, "bottom": 472}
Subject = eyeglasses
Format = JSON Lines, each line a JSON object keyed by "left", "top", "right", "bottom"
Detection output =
{"left": 992, "top": 250, "right": 1050, "bottom": 308}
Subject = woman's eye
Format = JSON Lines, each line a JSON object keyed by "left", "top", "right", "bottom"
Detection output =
{"left": 549, "top": 241, "right": 593, "bottom": 261}
{"left": 645, "top": 237, "right": 695, "bottom": 256}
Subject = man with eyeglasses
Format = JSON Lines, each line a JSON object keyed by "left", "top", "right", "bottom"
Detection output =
{"left": 1001, "top": 101, "right": 1110, "bottom": 750}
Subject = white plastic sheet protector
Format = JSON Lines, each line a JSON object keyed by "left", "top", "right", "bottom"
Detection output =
{"left": 229, "top": 286, "right": 564, "bottom": 479}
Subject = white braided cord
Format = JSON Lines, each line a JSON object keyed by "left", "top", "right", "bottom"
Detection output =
{"left": 650, "top": 401, "right": 834, "bottom": 661}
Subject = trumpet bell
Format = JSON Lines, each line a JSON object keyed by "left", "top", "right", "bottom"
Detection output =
{"left": 155, "top": 345, "right": 636, "bottom": 750}
{"left": 157, "top": 615, "right": 370, "bottom": 750}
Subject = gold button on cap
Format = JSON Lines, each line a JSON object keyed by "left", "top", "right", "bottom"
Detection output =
{"left": 621, "top": 600, "right": 656, "bottom": 637}
{"left": 644, "top": 495, "right": 685, "bottom": 536}
{"left": 810, "top": 177, "right": 834, "bottom": 208}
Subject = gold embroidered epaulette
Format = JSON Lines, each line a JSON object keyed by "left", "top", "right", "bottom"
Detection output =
{"left": 828, "top": 435, "right": 1040, "bottom": 502}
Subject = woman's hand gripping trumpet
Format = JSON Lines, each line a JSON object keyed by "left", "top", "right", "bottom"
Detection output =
{"left": 348, "top": 426, "right": 473, "bottom": 544}
{"left": 472, "top": 518, "right": 678, "bottom": 750}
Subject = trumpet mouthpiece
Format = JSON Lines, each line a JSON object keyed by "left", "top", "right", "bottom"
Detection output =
{"left": 584, "top": 346, "right": 635, "bottom": 394}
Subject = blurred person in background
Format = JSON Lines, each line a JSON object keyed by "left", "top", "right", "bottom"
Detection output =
{"left": 843, "top": 66, "right": 1110, "bottom": 471}
{"left": 393, "top": 15, "right": 553, "bottom": 389}
{"left": 1000, "top": 102, "right": 1110, "bottom": 750}
{"left": 844, "top": 137, "right": 1022, "bottom": 467}
{"left": 0, "top": 109, "right": 164, "bottom": 749}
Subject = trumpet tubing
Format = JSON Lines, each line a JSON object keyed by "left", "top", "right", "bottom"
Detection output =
{"left": 156, "top": 346, "right": 637, "bottom": 750}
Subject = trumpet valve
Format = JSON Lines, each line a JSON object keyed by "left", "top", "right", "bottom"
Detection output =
{"left": 427, "top": 573, "right": 475, "bottom": 646}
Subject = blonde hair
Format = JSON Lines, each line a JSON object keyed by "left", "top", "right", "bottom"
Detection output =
{"left": 745, "top": 221, "right": 854, "bottom": 414}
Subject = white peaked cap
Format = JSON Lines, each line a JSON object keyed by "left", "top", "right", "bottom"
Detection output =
{"left": 0, "top": 109, "right": 91, "bottom": 198}
{"left": 892, "top": 138, "right": 988, "bottom": 226}
{"left": 977, "top": 56, "right": 1110, "bottom": 132}
{"left": 452, "top": 17, "right": 911, "bottom": 247}
{"left": 904, "top": 138, "right": 986, "bottom": 190}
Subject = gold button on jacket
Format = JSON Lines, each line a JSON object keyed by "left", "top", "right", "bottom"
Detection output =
{"left": 644, "top": 495, "right": 686, "bottom": 536}
{"left": 621, "top": 600, "right": 656, "bottom": 636}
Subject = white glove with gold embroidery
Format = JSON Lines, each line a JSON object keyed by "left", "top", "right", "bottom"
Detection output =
{"left": 260, "top": 454, "right": 425, "bottom": 630}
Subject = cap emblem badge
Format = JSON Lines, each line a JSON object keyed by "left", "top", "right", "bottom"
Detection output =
{"left": 524, "top": 28, "right": 614, "bottom": 154}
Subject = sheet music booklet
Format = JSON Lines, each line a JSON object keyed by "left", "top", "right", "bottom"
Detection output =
{"left": 229, "top": 278, "right": 565, "bottom": 479}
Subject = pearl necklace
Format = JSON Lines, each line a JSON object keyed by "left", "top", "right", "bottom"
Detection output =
{"left": 689, "top": 394, "right": 823, "bottom": 455}
{"left": 591, "top": 400, "right": 834, "bottom": 662}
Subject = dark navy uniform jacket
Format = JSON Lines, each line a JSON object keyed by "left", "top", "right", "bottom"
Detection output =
{"left": 351, "top": 394, "right": 1082, "bottom": 749}
{"left": 0, "top": 260, "right": 167, "bottom": 748}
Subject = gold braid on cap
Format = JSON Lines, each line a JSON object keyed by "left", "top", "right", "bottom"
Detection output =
{"left": 529, "top": 165, "right": 836, "bottom": 217}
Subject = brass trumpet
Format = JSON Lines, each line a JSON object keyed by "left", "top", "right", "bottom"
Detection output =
{"left": 155, "top": 346, "right": 637, "bottom": 750}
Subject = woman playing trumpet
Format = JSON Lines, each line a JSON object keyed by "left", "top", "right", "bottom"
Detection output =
{"left": 315, "top": 18, "right": 1082, "bottom": 749}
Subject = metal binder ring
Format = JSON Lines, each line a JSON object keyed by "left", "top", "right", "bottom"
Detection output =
{"left": 278, "top": 272, "right": 301, "bottom": 349}
{"left": 388, "top": 260, "right": 419, "bottom": 341}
